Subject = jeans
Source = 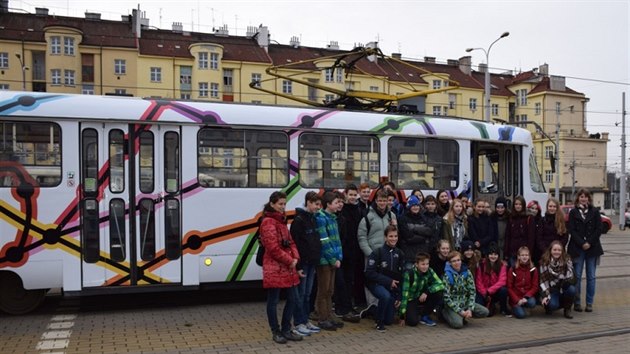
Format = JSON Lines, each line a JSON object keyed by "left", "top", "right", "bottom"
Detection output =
{"left": 511, "top": 297, "right": 537, "bottom": 319}
{"left": 475, "top": 286, "right": 508, "bottom": 313}
{"left": 367, "top": 283, "right": 396, "bottom": 325}
{"left": 573, "top": 250, "right": 598, "bottom": 306}
{"left": 266, "top": 286, "right": 299, "bottom": 334}
{"left": 295, "top": 264, "right": 316, "bottom": 325}
{"left": 442, "top": 303, "right": 489, "bottom": 329}
{"left": 548, "top": 282, "right": 576, "bottom": 311}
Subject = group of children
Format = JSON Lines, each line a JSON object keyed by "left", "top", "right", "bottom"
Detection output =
{"left": 260, "top": 184, "right": 603, "bottom": 343}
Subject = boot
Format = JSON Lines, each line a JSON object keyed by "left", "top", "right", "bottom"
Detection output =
{"left": 562, "top": 296, "right": 573, "bottom": 319}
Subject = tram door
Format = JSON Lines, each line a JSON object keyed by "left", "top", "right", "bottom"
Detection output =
{"left": 471, "top": 142, "right": 521, "bottom": 207}
{"left": 79, "top": 123, "right": 182, "bottom": 288}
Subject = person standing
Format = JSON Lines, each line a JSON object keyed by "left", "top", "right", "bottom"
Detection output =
{"left": 468, "top": 198, "right": 498, "bottom": 255}
{"left": 443, "top": 199, "right": 468, "bottom": 251}
{"left": 567, "top": 188, "right": 603, "bottom": 313}
{"left": 491, "top": 197, "right": 510, "bottom": 260}
{"left": 504, "top": 196, "right": 534, "bottom": 267}
{"left": 260, "top": 191, "right": 303, "bottom": 344}
{"left": 398, "top": 195, "right": 433, "bottom": 271}
{"left": 536, "top": 198, "right": 568, "bottom": 262}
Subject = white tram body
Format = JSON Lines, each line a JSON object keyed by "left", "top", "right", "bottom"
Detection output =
{"left": 0, "top": 91, "right": 547, "bottom": 313}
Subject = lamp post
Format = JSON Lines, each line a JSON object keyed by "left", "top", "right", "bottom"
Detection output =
{"left": 466, "top": 32, "right": 510, "bottom": 122}
{"left": 554, "top": 105, "right": 574, "bottom": 202}
{"left": 15, "top": 53, "right": 27, "bottom": 91}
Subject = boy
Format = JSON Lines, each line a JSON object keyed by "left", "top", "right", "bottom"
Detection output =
{"left": 398, "top": 252, "right": 444, "bottom": 327}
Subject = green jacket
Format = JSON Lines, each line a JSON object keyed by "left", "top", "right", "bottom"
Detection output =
{"left": 399, "top": 267, "right": 444, "bottom": 318}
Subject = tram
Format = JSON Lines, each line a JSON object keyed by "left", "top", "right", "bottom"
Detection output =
{"left": 0, "top": 91, "right": 547, "bottom": 314}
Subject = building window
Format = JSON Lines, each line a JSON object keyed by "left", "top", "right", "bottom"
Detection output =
{"left": 50, "top": 36, "right": 61, "bottom": 55}
{"left": 432, "top": 106, "right": 442, "bottom": 115}
{"left": 324, "top": 94, "right": 335, "bottom": 103}
{"left": 544, "top": 170, "right": 553, "bottom": 183}
{"left": 325, "top": 68, "right": 334, "bottom": 83}
{"left": 517, "top": 89, "right": 527, "bottom": 106}
{"left": 210, "top": 52, "right": 219, "bottom": 70}
{"left": 199, "top": 82, "right": 208, "bottom": 97}
{"left": 64, "top": 70, "right": 75, "bottom": 85}
{"left": 0, "top": 84, "right": 9, "bottom": 90}
{"left": 432, "top": 80, "right": 442, "bottom": 90}
{"left": 251, "top": 100, "right": 262, "bottom": 104}
{"left": 0, "top": 52, "right": 8, "bottom": 68}
{"left": 181, "top": 92, "right": 191, "bottom": 100}
{"left": 64, "top": 37, "right": 75, "bottom": 55}
{"left": 555, "top": 101, "right": 561, "bottom": 115}
{"left": 535, "top": 102, "right": 541, "bottom": 115}
{"left": 51, "top": 69, "right": 61, "bottom": 85}
{"left": 114, "top": 59, "right": 126, "bottom": 75}
{"left": 210, "top": 82, "right": 219, "bottom": 98}
{"left": 469, "top": 98, "right": 477, "bottom": 111}
{"left": 448, "top": 94, "right": 456, "bottom": 109}
{"left": 369, "top": 86, "right": 379, "bottom": 92}
{"left": 336, "top": 68, "right": 343, "bottom": 83}
{"left": 223, "top": 69, "right": 233, "bottom": 93}
{"left": 114, "top": 89, "right": 127, "bottom": 95}
{"left": 150, "top": 67, "right": 162, "bottom": 82}
{"left": 198, "top": 52, "right": 208, "bottom": 69}
{"left": 544, "top": 146, "right": 554, "bottom": 159}
{"left": 491, "top": 104, "right": 499, "bottom": 116}
{"left": 251, "top": 73, "right": 261, "bottom": 87}
{"left": 282, "top": 80, "right": 292, "bottom": 94}
{"left": 82, "top": 84, "right": 94, "bottom": 95}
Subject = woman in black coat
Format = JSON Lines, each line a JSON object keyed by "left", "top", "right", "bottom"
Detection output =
{"left": 567, "top": 188, "right": 603, "bottom": 313}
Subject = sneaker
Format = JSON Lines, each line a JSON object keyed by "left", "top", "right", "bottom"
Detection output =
{"left": 306, "top": 322, "right": 321, "bottom": 333}
{"left": 342, "top": 312, "right": 361, "bottom": 323}
{"left": 331, "top": 318, "right": 345, "bottom": 328}
{"left": 419, "top": 315, "right": 436, "bottom": 327}
{"left": 574, "top": 304, "right": 583, "bottom": 312}
{"left": 585, "top": 304, "right": 593, "bottom": 312}
{"left": 295, "top": 324, "right": 312, "bottom": 336}
{"left": 359, "top": 304, "right": 376, "bottom": 319}
{"left": 375, "top": 321, "right": 386, "bottom": 332}
{"left": 501, "top": 310, "right": 513, "bottom": 318}
{"left": 318, "top": 320, "right": 337, "bottom": 331}
{"left": 272, "top": 331, "right": 287, "bottom": 344}
{"left": 282, "top": 331, "right": 303, "bottom": 341}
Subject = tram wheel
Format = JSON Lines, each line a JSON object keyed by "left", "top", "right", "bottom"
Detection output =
{"left": 0, "top": 272, "right": 47, "bottom": 315}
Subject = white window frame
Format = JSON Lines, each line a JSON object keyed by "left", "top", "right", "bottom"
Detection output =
{"left": 199, "top": 52, "right": 208, "bottom": 69}
{"left": 210, "top": 52, "right": 219, "bottom": 70}
{"left": 114, "top": 59, "right": 126, "bottom": 75}
{"left": 282, "top": 80, "right": 292, "bottom": 94}
{"left": 325, "top": 68, "right": 334, "bottom": 83}
{"left": 0, "top": 84, "right": 9, "bottom": 90}
{"left": 210, "top": 82, "right": 219, "bottom": 98}
{"left": 324, "top": 94, "right": 335, "bottom": 103}
{"left": 64, "top": 37, "right": 75, "bottom": 55}
{"left": 51, "top": 36, "right": 61, "bottom": 55}
{"left": 556, "top": 102, "right": 562, "bottom": 115}
{"left": 544, "top": 146, "right": 554, "bottom": 159}
{"left": 544, "top": 170, "right": 553, "bottom": 183}
{"left": 432, "top": 80, "right": 441, "bottom": 90}
{"left": 0, "top": 52, "right": 8, "bottom": 68}
{"left": 51, "top": 69, "right": 61, "bottom": 85}
{"left": 432, "top": 106, "right": 442, "bottom": 115}
{"left": 336, "top": 68, "right": 343, "bottom": 83}
{"left": 369, "top": 86, "right": 379, "bottom": 92}
{"left": 251, "top": 73, "right": 261, "bottom": 87}
{"left": 535, "top": 102, "right": 541, "bottom": 115}
{"left": 469, "top": 98, "right": 477, "bottom": 111}
{"left": 150, "top": 67, "right": 162, "bottom": 82}
{"left": 82, "top": 84, "right": 94, "bottom": 95}
{"left": 64, "top": 70, "right": 75, "bottom": 85}
{"left": 491, "top": 103, "right": 499, "bottom": 116}
{"left": 114, "top": 88, "right": 127, "bottom": 95}
{"left": 199, "top": 82, "right": 208, "bottom": 97}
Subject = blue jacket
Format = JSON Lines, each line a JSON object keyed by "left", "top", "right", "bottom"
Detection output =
{"left": 315, "top": 209, "right": 343, "bottom": 265}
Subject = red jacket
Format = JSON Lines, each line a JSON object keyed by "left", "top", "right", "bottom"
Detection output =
{"left": 475, "top": 259, "right": 507, "bottom": 296}
{"left": 507, "top": 265, "right": 539, "bottom": 306}
{"left": 260, "top": 211, "right": 300, "bottom": 289}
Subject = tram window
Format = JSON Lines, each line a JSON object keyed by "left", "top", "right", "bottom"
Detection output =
{"left": 388, "top": 137, "right": 458, "bottom": 190}
{"left": 82, "top": 198, "right": 100, "bottom": 263}
{"left": 197, "top": 128, "right": 288, "bottom": 188}
{"left": 164, "top": 131, "right": 179, "bottom": 193}
{"left": 82, "top": 129, "right": 98, "bottom": 195}
{"left": 529, "top": 151, "right": 546, "bottom": 193}
{"left": 109, "top": 130, "right": 125, "bottom": 193}
{"left": 139, "top": 131, "right": 154, "bottom": 193}
{"left": 109, "top": 199, "right": 126, "bottom": 262}
{"left": 164, "top": 198, "right": 181, "bottom": 260}
{"left": 476, "top": 150, "right": 499, "bottom": 194}
{"left": 299, "top": 133, "right": 379, "bottom": 188}
{"left": 506, "top": 150, "right": 513, "bottom": 197}
{"left": 139, "top": 198, "right": 156, "bottom": 261}
{"left": 0, "top": 121, "right": 62, "bottom": 187}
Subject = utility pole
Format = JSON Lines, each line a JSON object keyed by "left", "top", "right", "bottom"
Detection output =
{"left": 555, "top": 113, "right": 560, "bottom": 201}
{"left": 571, "top": 151, "right": 576, "bottom": 200}
{"left": 620, "top": 92, "right": 627, "bottom": 230}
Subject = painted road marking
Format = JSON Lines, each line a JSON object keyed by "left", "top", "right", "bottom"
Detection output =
{"left": 41, "top": 330, "right": 72, "bottom": 340}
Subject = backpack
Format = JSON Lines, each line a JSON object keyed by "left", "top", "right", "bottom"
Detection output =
{"left": 255, "top": 216, "right": 264, "bottom": 266}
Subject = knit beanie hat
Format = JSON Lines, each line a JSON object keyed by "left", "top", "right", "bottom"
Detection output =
{"left": 460, "top": 240, "right": 475, "bottom": 252}
{"left": 495, "top": 196, "right": 507, "bottom": 209}
{"left": 487, "top": 242, "right": 500, "bottom": 255}
{"left": 407, "top": 195, "right": 421, "bottom": 208}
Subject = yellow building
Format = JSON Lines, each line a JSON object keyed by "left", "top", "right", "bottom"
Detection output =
{"left": 0, "top": 7, "right": 608, "bottom": 204}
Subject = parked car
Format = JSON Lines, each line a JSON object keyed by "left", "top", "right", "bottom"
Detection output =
{"left": 560, "top": 205, "right": 612, "bottom": 234}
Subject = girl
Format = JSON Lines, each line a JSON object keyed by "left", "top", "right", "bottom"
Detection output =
{"left": 491, "top": 197, "right": 510, "bottom": 260}
{"left": 539, "top": 241, "right": 576, "bottom": 319}
{"left": 507, "top": 246, "right": 539, "bottom": 319}
{"left": 410, "top": 189, "right": 426, "bottom": 213}
{"left": 430, "top": 239, "right": 451, "bottom": 279}
{"left": 461, "top": 240, "right": 482, "bottom": 278}
{"left": 475, "top": 243, "right": 508, "bottom": 317}
{"left": 441, "top": 251, "right": 489, "bottom": 329}
{"left": 504, "top": 196, "right": 534, "bottom": 268}
{"left": 536, "top": 198, "right": 568, "bottom": 263}
{"left": 365, "top": 225, "right": 405, "bottom": 332}
{"left": 567, "top": 188, "right": 603, "bottom": 313}
{"left": 468, "top": 198, "right": 498, "bottom": 255}
{"left": 260, "top": 191, "right": 303, "bottom": 343}
{"left": 443, "top": 199, "right": 468, "bottom": 251}
{"left": 527, "top": 200, "right": 544, "bottom": 263}
{"left": 436, "top": 189, "right": 451, "bottom": 217}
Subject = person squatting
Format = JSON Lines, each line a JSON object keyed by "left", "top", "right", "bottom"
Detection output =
{"left": 260, "top": 185, "right": 602, "bottom": 343}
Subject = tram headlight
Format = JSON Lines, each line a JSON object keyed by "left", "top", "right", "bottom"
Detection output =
{"left": 204, "top": 258, "right": 212, "bottom": 266}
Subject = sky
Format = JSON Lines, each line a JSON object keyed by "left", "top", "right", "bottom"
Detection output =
{"left": 11, "top": 0, "right": 630, "bottom": 173}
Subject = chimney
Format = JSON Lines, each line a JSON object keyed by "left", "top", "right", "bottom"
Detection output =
{"left": 459, "top": 56, "right": 472, "bottom": 75}
{"left": 539, "top": 63, "right": 549, "bottom": 76}
{"left": 132, "top": 8, "right": 141, "bottom": 38}
{"left": 35, "top": 7, "right": 49, "bottom": 16}
{"left": 290, "top": 36, "right": 300, "bottom": 48}
{"left": 550, "top": 75, "right": 566, "bottom": 91}
{"left": 246, "top": 25, "right": 257, "bottom": 38}
{"left": 140, "top": 11, "right": 150, "bottom": 27}
{"left": 391, "top": 53, "right": 402, "bottom": 59}
{"left": 447, "top": 59, "right": 459, "bottom": 66}
{"left": 215, "top": 24, "right": 229, "bottom": 36}
{"left": 327, "top": 41, "right": 340, "bottom": 50}
{"left": 424, "top": 56, "right": 436, "bottom": 63}
{"left": 121, "top": 15, "right": 131, "bottom": 22}
{"left": 85, "top": 12, "right": 101, "bottom": 20}
{"left": 478, "top": 63, "right": 487, "bottom": 73}
{"left": 172, "top": 22, "right": 183, "bottom": 33}
{"left": 256, "top": 25, "right": 269, "bottom": 52}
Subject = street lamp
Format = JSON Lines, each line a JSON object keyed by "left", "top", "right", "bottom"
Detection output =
{"left": 466, "top": 31, "right": 510, "bottom": 122}
{"left": 14, "top": 53, "right": 28, "bottom": 91}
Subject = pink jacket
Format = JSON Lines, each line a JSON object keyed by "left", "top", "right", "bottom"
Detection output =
{"left": 475, "top": 259, "right": 507, "bottom": 296}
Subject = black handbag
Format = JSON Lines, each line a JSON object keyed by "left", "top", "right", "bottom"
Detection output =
{"left": 255, "top": 239, "right": 265, "bottom": 266}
